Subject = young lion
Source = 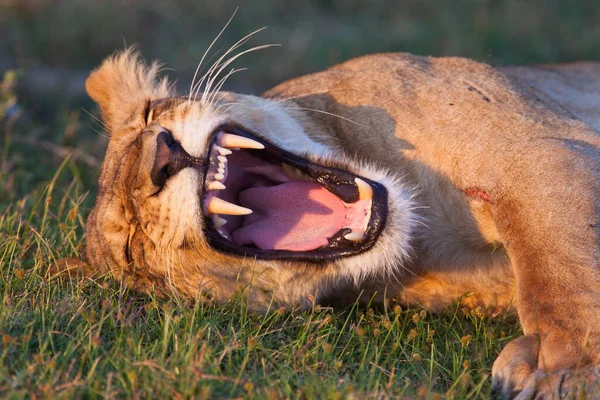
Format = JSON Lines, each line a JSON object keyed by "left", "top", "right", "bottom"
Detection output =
{"left": 79, "top": 49, "right": 600, "bottom": 398}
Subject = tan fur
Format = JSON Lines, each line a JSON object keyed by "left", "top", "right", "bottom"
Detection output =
{"left": 82, "top": 50, "right": 600, "bottom": 398}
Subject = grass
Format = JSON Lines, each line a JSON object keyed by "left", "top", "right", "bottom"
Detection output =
{"left": 0, "top": 170, "right": 522, "bottom": 398}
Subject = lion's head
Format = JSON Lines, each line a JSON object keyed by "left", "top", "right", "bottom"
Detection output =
{"left": 83, "top": 50, "right": 415, "bottom": 309}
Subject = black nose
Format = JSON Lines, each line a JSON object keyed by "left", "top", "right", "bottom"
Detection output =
{"left": 150, "top": 130, "right": 205, "bottom": 188}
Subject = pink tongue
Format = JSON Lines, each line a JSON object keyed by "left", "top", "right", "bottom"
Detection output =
{"left": 232, "top": 181, "right": 345, "bottom": 251}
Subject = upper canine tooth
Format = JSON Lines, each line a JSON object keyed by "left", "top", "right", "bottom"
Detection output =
{"left": 344, "top": 231, "right": 364, "bottom": 242}
{"left": 208, "top": 181, "right": 226, "bottom": 190}
{"left": 206, "top": 196, "right": 252, "bottom": 216}
{"left": 220, "top": 133, "right": 264, "bottom": 150}
{"left": 355, "top": 177, "right": 373, "bottom": 201}
{"left": 216, "top": 146, "right": 232, "bottom": 156}
{"left": 146, "top": 108, "right": 154, "bottom": 124}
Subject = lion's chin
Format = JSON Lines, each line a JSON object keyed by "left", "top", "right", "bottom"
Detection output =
{"left": 196, "top": 124, "right": 389, "bottom": 262}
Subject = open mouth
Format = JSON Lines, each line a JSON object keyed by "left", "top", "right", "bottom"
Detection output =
{"left": 200, "top": 125, "right": 388, "bottom": 262}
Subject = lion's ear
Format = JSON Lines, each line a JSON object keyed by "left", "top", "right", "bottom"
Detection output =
{"left": 85, "top": 48, "right": 172, "bottom": 132}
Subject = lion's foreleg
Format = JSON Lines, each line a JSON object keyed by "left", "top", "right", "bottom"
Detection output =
{"left": 491, "top": 144, "right": 600, "bottom": 397}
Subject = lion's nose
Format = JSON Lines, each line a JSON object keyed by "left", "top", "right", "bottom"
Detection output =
{"left": 151, "top": 130, "right": 204, "bottom": 188}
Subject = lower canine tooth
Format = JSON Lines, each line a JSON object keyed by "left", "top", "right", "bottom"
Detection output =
{"left": 344, "top": 232, "right": 364, "bottom": 242}
{"left": 355, "top": 178, "right": 373, "bottom": 201}
{"left": 213, "top": 216, "right": 227, "bottom": 228}
{"left": 220, "top": 133, "right": 265, "bottom": 150}
{"left": 208, "top": 181, "right": 226, "bottom": 190}
{"left": 206, "top": 196, "right": 252, "bottom": 216}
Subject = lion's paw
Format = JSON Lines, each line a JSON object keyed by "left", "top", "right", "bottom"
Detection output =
{"left": 492, "top": 335, "right": 600, "bottom": 399}
{"left": 491, "top": 335, "right": 539, "bottom": 398}
{"left": 493, "top": 367, "right": 600, "bottom": 399}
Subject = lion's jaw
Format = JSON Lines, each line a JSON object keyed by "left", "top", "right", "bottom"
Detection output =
{"left": 84, "top": 51, "right": 416, "bottom": 309}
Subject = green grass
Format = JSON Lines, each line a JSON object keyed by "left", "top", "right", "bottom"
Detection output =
{"left": 0, "top": 175, "right": 522, "bottom": 398}
{"left": 0, "top": 74, "right": 526, "bottom": 399}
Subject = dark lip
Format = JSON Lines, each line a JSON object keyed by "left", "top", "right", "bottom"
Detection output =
{"left": 201, "top": 124, "right": 389, "bottom": 263}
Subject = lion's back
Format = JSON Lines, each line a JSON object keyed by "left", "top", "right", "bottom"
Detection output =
{"left": 502, "top": 62, "right": 600, "bottom": 132}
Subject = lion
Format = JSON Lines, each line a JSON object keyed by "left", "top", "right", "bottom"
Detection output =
{"left": 74, "top": 48, "right": 600, "bottom": 398}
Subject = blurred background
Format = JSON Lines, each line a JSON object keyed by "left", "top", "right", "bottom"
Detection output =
{"left": 1, "top": 0, "right": 600, "bottom": 199}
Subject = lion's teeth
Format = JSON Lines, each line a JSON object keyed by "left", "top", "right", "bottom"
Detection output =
{"left": 218, "top": 229, "right": 228, "bottom": 238}
{"left": 215, "top": 173, "right": 225, "bottom": 181}
{"left": 355, "top": 177, "right": 373, "bottom": 201}
{"left": 344, "top": 231, "right": 364, "bottom": 242}
{"left": 282, "top": 163, "right": 309, "bottom": 181}
{"left": 146, "top": 108, "right": 154, "bottom": 124}
{"left": 213, "top": 216, "right": 227, "bottom": 228}
{"left": 206, "top": 196, "right": 252, "bottom": 216}
{"left": 217, "top": 156, "right": 228, "bottom": 163}
{"left": 220, "top": 133, "right": 264, "bottom": 150}
{"left": 207, "top": 181, "right": 226, "bottom": 190}
{"left": 218, "top": 167, "right": 225, "bottom": 174}
{"left": 216, "top": 146, "right": 232, "bottom": 156}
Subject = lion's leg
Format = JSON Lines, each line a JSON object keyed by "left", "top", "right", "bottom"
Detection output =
{"left": 398, "top": 273, "right": 516, "bottom": 315}
{"left": 490, "top": 143, "right": 600, "bottom": 398}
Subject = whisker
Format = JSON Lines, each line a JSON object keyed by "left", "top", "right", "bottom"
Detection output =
{"left": 279, "top": 106, "right": 368, "bottom": 128}
{"left": 188, "top": 7, "right": 238, "bottom": 103}
{"left": 224, "top": 89, "right": 364, "bottom": 128}
{"left": 219, "top": 90, "right": 335, "bottom": 120}
{"left": 207, "top": 67, "right": 247, "bottom": 107}
{"left": 264, "top": 89, "right": 342, "bottom": 106}
{"left": 202, "top": 44, "right": 280, "bottom": 105}
{"left": 192, "top": 26, "right": 267, "bottom": 102}
{"left": 189, "top": 47, "right": 228, "bottom": 94}
{"left": 213, "top": 101, "right": 241, "bottom": 117}
{"left": 81, "top": 107, "right": 108, "bottom": 130}
{"left": 192, "top": 28, "right": 265, "bottom": 102}
{"left": 88, "top": 124, "right": 109, "bottom": 139}
{"left": 194, "top": 27, "right": 270, "bottom": 103}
